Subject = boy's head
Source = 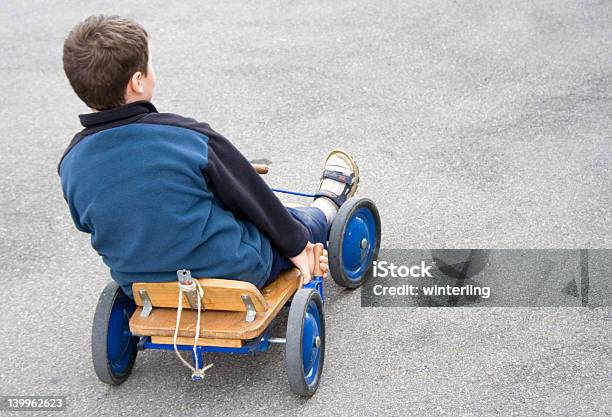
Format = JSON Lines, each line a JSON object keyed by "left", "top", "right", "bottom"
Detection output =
{"left": 63, "top": 15, "right": 155, "bottom": 111}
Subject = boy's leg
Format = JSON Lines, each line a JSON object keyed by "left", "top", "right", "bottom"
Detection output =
{"left": 265, "top": 205, "right": 329, "bottom": 285}
{"left": 263, "top": 150, "right": 360, "bottom": 287}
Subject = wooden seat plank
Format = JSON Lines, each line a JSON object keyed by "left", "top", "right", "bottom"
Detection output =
{"left": 132, "top": 278, "right": 269, "bottom": 312}
{"left": 129, "top": 269, "right": 300, "bottom": 340}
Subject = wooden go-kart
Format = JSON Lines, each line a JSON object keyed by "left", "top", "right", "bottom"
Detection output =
{"left": 90, "top": 163, "right": 381, "bottom": 396}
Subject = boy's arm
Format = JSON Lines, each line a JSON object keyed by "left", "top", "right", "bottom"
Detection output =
{"left": 204, "top": 133, "right": 309, "bottom": 258}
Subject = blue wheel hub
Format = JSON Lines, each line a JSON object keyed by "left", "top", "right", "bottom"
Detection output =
{"left": 107, "top": 295, "right": 137, "bottom": 375}
{"left": 301, "top": 301, "right": 322, "bottom": 385}
{"left": 342, "top": 207, "right": 377, "bottom": 281}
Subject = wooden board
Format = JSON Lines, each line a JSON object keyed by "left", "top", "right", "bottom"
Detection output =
{"left": 151, "top": 336, "right": 243, "bottom": 348}
{"left": 129, "top": 268, "right": 301, "bottom": 340}
{"left": 132, "top": 278, "right": 269, "bottom": 312}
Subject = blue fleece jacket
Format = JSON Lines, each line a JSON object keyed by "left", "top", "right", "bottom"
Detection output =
{"left": 59, "top": 101, "right": 308, "bottom": 297}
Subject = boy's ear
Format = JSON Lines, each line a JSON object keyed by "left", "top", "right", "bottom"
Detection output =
{"left": 128, "top": 71, "right": 144, "bottom": 94}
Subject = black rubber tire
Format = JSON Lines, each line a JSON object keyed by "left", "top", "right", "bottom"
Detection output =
{"left": 328, "top": 197, "right": 381, "bottom": 288}
{"left": 91, "top": 281, "right": 138, "bottom": 385}
{"left": 285, "top": 289, "right": 325, "bottom": 396}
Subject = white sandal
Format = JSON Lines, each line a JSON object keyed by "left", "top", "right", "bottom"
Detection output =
{"left": 313, "top": 149, "right": 360, "bottom": 207}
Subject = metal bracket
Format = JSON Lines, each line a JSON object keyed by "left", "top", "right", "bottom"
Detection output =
{"left": 139, "top": 289, "right": 153, "bottom": 318}
{"left": 241, "top": 294, "right": 256, "bottom": 322}
{"left": 177, "top": 269, "right": 193, "bottom": 284}
{"left": 137, "top": 336, "right": 149, "bottom": 351}
{"left": 177, "top": 269, "right": 200, "bottom": 309}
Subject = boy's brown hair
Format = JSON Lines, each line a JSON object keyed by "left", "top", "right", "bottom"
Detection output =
{"left": 63, "top": 15, "right": 149, "bottom": 110}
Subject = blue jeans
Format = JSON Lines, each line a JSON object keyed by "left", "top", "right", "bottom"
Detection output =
{"left": 263, "top": 206, "right": 329, "bottom": 287}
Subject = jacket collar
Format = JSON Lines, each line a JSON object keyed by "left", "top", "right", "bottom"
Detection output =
{"left": 79, "top": 101, "right": 158, "bottom": 128}
{"left": 58, "top": 101, "right": 159, "bottom": 174}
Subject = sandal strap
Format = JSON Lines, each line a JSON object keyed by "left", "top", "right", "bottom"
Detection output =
{"left": 321, "top": 169, "right": 354, "bottom": 185}
{"left": 314, "top": 169, "right": 355, "bottom": 207}
{"left": 313, "top": 190, "right": 348, "bottom": 207}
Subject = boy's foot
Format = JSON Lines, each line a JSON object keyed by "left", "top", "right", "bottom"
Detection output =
{"left": 313, "top": 149, "right": 360, "bottom": 208}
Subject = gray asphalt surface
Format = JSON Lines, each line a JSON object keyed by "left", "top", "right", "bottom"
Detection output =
{"left": 1, "top": 1, "right": 611, "bottom": 416}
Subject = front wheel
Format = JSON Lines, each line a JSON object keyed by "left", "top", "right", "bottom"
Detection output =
{"left": 328, "top": 197, "right": 381, "bottom": 288}
{"left": 91, "top": 281, "right": 138, "bottom": 385}
{"left": 285, "top": 289, "right": 325, "bottom": 396}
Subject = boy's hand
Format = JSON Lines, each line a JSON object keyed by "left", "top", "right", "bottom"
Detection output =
{"left": 289, "top": 242, "right": 329, "bottom": 285}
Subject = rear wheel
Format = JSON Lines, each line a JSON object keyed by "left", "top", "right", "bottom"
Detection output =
{"left": 91, "top": 282, "right": 138, "bottom": 385}
{"left": 285, "top": 289, "right": 325, "bottom": 396}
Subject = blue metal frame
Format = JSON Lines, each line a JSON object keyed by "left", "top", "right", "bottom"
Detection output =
{"left": 304, "top": 275, "right": 325, "bottom": 304}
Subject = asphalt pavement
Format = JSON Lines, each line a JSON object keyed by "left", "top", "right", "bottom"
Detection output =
{"left": 0, "top": 1, "right": 610, "bottom": 416}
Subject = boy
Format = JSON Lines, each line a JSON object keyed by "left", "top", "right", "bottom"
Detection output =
{"left": 59, "top": 15, "right": 359, "bottom": 298}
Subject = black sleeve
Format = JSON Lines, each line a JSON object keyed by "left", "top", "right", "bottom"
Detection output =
{"left": 204, "top": 134, "right": 309, "bottom": 258}
{"left": 140, "top": 112, "right": 310, "bottom": 258}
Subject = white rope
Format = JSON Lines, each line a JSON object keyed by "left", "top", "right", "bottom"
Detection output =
{"left": 173, "top": 278, "right": 213, "bottom": 380}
